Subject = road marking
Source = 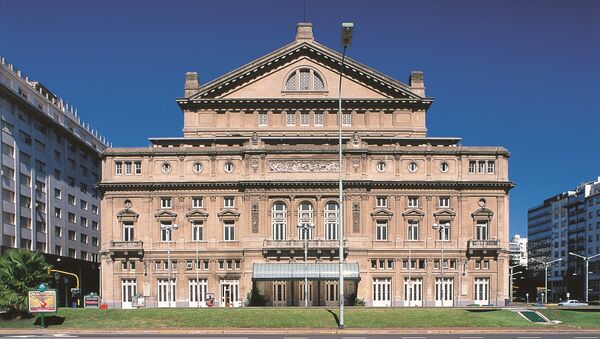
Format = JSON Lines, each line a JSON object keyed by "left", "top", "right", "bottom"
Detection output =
{"left": 285, "top": 337, "right": 308, "bottom": 339}
{"left": 402, "top": 337, "right": 427, "bottom": 339}
{"left": 343, "top": 337, "right": 367, "bottom": 339}
{"left": 517, "top": 337, "right": 540, "bottom": 339}
{"left": 460, "top": 337, "right": 484, "bottom": 339}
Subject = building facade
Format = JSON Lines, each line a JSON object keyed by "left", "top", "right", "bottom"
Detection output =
{"left": 509, "top": 234, "right": 527, "bottom": 266}
{"left": 0, "top": 55, "right": 108, "bottom": 302}
{"left": 527, "top": 177, "right": 600, "bottom": 302}
{"left": 100, "top": 23, "right": 513, "bottom": 308}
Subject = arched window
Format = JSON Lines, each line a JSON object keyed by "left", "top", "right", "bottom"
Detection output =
{"left": 298, "top": 202, "right": 314, "bottom": 240}
{"left": 271, "top": 202, "right": 287, "bottom": 240}
{"left": 324, "top": 202, "right": 339, "bottom": 240}
{"left": 284, "top": 68, "right": 326, "bottom": 92}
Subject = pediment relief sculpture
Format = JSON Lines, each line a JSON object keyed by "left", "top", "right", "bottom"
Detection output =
{"left": 186, "top": 209, "right": 209, "bottom": 221}
{"left": 217, "top": 209, "right": 241, "bottom": 221}
{"left": 402, "top": 208, "right": 425, "bottom": 219}
{"left": 154, "top": 210, "right": 177, "bottom": 220}
{"left": 471, "top": 207, "right": 494, "bottom": 219}
{"left": 116, "top": 208, "right": 139, "bottom": 222}
{"left": 433, "top": 209, "right": 456, "bottom": 218}
{"left": 370, "top": 208, "right": 394, "bottom": 219}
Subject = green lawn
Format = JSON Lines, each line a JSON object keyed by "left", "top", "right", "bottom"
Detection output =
{"left": 541, "top": 309, "right": 600, "bottom": 328}
{"left": 0, "top": 308, "right": 542, "bottom": 329}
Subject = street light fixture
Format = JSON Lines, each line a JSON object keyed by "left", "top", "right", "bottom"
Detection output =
{"left": 568, "top": 252, "right": 600, "bottom": 303}
{"left": 297, "top": 222, "right": 315, "bottom": 307}
{"left": 432, "top": 223, "right": 451, "bottom": 305}
{"left": 530, "top": 257, "right": 562, "bottom": 303}
{"left": 509, "top": 264, "right": 523, "bottom": 303}
{"left": 338, "top": 22, "right": 353, "bottom": 329}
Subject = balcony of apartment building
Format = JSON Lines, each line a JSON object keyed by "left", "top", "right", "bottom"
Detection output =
{"left": 108, "top": 240, "right": 144, "bottom": 260}
{"left": 262, "top": 238, "right": 348, "bottom": 259}
{"left": 467, "top": 239, "right": 501, "bottom": 256}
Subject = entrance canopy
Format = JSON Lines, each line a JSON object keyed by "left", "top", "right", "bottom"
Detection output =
{"left": 252, "top": 263, "right": 360, "bottom": 281}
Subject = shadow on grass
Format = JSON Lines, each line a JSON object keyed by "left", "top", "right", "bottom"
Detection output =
{"left": 466, "top": 309, "right": 500, "bottom": 313}
{"left": 33, "top": 316, "right": 65, "bottom": 327}
{"left": 325, "top": 309, "right": 340, "bottom": 327}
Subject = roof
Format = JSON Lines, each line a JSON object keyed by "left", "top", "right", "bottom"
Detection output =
{"left": 252, "top": 262, "right": 360, "bottom": 281}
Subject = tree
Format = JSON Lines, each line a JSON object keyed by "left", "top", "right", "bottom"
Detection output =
{"left": 0, "top": 249, "right": 51, "bottom": 318}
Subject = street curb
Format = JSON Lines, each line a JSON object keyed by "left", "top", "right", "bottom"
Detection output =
{"left": 2, "top": 327, "right": 600, "bottom": 335}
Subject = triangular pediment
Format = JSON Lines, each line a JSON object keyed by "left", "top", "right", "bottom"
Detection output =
{"left": 186, "top": 209, "right": 209, "bottom": 220}
{"left": 116, "top": 208, "right": 139, "bottom": 221}
{"left": 471, "top": 207, "right": 494, "bottom": 218}
{"left": 217, "top": 209, "right": 241, "bottom": 220}
{"left": 154, "top": 210, "right": 177, "bottom": 220}
{"left": 370, "top": 208, "right": 394, "bottom": 218}
{"left": 433, "top": 209, "right": 456, "bottom": 218}
{"left": 182, "top": 41, "right": 423, "bottom": 101}
{"left": 402, "top": 209, "right": 426, "bottom": 218}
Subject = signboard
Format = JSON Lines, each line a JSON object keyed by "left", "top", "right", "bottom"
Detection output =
{"left": 132, "top": 294, "right": 145, "bottom": 308}
{"left": 84, "top": 295, "right": 100, "bottom": 308}
{"left": 206, "top": 293, "right": 215, "bottom": 307}
{"left": 28, "top": 290, "right": 57, "bottom": 313}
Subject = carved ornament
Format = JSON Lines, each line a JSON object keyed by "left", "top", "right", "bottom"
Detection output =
{"left": 268, "top": 160, "right": 339, "bottom": 173}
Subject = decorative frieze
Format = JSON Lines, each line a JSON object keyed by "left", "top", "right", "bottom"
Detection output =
{"left": 251, "top": 203, "right": 259, "bottom": 233}
{"left": 268, "top": 160, "right": 339, "bottom": 173}
{"left": 352, "top": 202, "right": 360, "bottom": 233}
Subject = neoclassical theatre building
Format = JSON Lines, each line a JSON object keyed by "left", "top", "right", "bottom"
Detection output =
{"left": 100, "top": 23, "right": 513, "bottom": 308}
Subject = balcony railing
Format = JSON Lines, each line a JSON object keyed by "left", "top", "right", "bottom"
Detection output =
{"left": 263, "top": 239, "right": 347, "bottom": 249}
{"left": 108, "top": 240, "right": 144, "bottom": 259}
{"left": 467, "top": 239, "right": 500, "bottom": 252}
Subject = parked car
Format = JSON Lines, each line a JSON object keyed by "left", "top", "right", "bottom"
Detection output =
{"left": 558, "top": 300, "right": 588, "bottom": 307}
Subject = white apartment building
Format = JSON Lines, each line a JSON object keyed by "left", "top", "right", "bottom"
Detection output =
{"left": 509, "top": 234, "right": 528, "bottom": 266}
{"left": 0, "top": 55, "right": 109, "bottom": 262}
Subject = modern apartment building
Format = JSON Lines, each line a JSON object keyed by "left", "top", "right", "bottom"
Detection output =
{"left": 100, "top": 23, "right": 513, "bottom": 308}
{"left": 0, "top": 55, "right": 109, "bottom": 300}
{"left": 509, "top": 234, "right": 527, "bottom": 266}
{"left": 527, "top": 177, "right": 600, "bottom": 302}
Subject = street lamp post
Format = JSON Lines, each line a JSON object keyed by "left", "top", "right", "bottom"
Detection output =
{"left": 432, "top": 223, "right": 450, "bottom": 306}
{"left": 530, "top": 257, "right": 562, "bottom": 303}
{"left": 509, "top": 265, "right": 523, "bottom": 303}
{"left": 161, "top": 223, "right": 178, "bottom": 308}
{"left": 297, "top": 222, "right": 315, "bottom": 307}
{"left": 569, "top": 252, "right": 600, "bottom": 303}
{"left": 338, "top": 22, "right": 353, "bottom": 329}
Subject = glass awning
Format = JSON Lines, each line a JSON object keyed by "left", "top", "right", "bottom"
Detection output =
{"left": 252, "top": 263, "right": 360, "bottom": 281}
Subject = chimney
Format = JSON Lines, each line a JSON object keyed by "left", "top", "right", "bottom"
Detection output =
{"left": 184, "top": 72, "right": 199, "bottom": 97}
{"left": 295, "top": 22, "right": 314, "bottom": 42}
{"left": 409, "top": 71, "right": 425, "bottom": 97}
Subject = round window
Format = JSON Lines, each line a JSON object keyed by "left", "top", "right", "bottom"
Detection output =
{"left": 408, "top": 162, "right": 418, "bottom": 173}
{"left": 224, "top": 162, "right": 234, "bottom": 173}
{"left": 440, "top": 162, "right": 449, "bottom": 173}
{"left": 161, "top": 162, "right": 171, "bottom": 174}
{"left": 192, "top": 162, "right": 203, "bottom": 173}
{"left": 376, "top": 161, "right": 387, "bottom": 172}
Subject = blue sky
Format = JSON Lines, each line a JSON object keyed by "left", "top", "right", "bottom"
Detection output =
{"left": 1, "top": 0, "right": 599, "bottom": 236}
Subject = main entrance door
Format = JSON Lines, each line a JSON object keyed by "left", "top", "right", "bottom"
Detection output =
{"left": 157, "top": 278, "right": 176, "bottom": 307}
{"left": 372, "top": 277, "right": 392, "bottom": 307}
{"left": 404, "top": 278, "right": 423, "bottom": 307}
{"left": 474, "top": 277, "right": 489, "bottom": 305}
{"left": 272, "top": 281, "right": 287, "bottom": 306}
{"left": 220, "top": 279, "right": 240, "bottom": 307}
{"left": 435, "top": 277, "right": 454, "bottom": 307}
{"left": 121, "top": 279, "right": 136, "bottom": 309}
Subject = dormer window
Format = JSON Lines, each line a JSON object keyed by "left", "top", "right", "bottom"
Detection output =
{"left": 284, "top": 68, "right": 326, "bottom": 92}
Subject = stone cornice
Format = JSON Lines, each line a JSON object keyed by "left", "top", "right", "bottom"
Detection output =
{"left": 98, "top": 180, "right": 515, "bottom": 193}
{"left": 177, "top": 98, "right": 432, "bottom": 111}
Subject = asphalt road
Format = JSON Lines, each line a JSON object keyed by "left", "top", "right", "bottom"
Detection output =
{"left": 2, "top": 334, "right": 600, "bottom": 339}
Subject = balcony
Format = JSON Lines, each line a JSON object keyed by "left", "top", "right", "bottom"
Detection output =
{"left": 467, "top": 239, "right": 500, "bottom": 256}
{"left": 262, "top": 239, "right": 348, "bottom": 258}
{"left": 108, "top": 240, "right": 144, "bottom": 259}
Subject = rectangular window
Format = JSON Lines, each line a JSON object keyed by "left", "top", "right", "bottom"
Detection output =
{"left": 54, "top": 188, "right": 61, "bottom": 199}
{"left": 68, "top": 230, "right": 76, "bottom": 241}
{"left": 478, "top": 161, "right": 485, "bottom": 174}
{"left": 300, "top": 112, "right": 309, "bottom": 126}
{"left": 55, "top": 226, "right": 62, "bottom": 237}
{"left": 258, "top": 112, "right": 267, "bottom": 126}
{"left": 314, "top": 112, "right": 323, "bottom": 126}
{"left": 1, "top": 166, "right": 14, "bottom": 181}
{"left": 1, "top": 142, "right": 14, "bottom": 158}
{"left": 80, "top": 217, "right": 88, "bottom": 227}
{"left": 160, "top": 222, "right": 172, "bottom": 242}
{"left": 192, "top": 221, "right": 204, "bottom": 241}
{"left": 161, "top": 197, "right": 172, "bottom": 209}
{"left": 438, "top": 221, "right": 451, "bottom": 241}
{"left": 224, "top": 197, "right": 234, "bottom": 208}
{"left": 92, "top": 237, "right": 98, "bottom": 247}
{"left": 92, "top": 205, "right": 98, "bottom": 214}
{"left": 408, "top": 196, "right": 419, "bottom": 208}
{"left": 54, "top": 207, "right": 62, "bottom": 218}
{"left": 192, "top": 197, "right": 203, "bottom": 209}
{"left": 476, "top": 220, "right": 489, "bottom": 240}
{"left": 80, "top": 199, "right": 88, "bottom": 210}
{"left": 408, "top": 220, "right": 419, "bottom": 241}
{"left": 224, "top": 221, "right": 235, "bottom": 241}
{"left": 92, "top": 221, "right": 99, "bottom": 231}
{"left": 439, "top": 196, "right": 450, "bottom": 208}
{"left": 68, "top": 194, "right": 76, "bottom": 205}
{"left": 342, "top": 112, "right": 351, "bottom": 126}
{"left": 286, "top": 112, "right": 295, "bottom": 126}
{"left": 124, "top": 162, "right": 132, "bottom": 175}
{"left": 80, "top": 233, "right": 88, "bottom": 244}
{"left": 376, "top": 220, "right": 388, "bottom": 241}
{"left": 115, "top": 161, "right": 123, "bottom": 175}
{"left": 123, "top": 222, "right": 134, "bottom": 241}
{"left": 134, "top": 161, "right": 142, "bottom": 175}
{"left": 487, "top": 161, "right": 495, "bottom": 174}
{"left": 376, "top": 196, "right": 388, "bottom": 208}
{"left": 68, "top": 213, "right": 76, "bottom": 223}
{"left": 468, "top": 161, "right": 476, "bottom": 174}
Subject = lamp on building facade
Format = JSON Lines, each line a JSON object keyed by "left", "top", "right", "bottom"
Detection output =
{"left": 338, "top": 22, "right": 353, "bottom": 329}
